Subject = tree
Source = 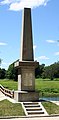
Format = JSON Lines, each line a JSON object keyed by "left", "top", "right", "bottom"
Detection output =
{"left": 6, "top": 64, "right": 18, "bottom": 81}
{"left": 0, "top": 68, "right": 6, "bottom": 79}
{"left": 0, "top": 69, "right": 6, "bottom": 79}
{"left": 42, "top": 61, "right": 59, "bottom": 80}
{"left": 35, "top": 64, "right": 45, "bottom": 78}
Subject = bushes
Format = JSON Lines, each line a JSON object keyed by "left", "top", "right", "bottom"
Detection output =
{"left": 0, "top": 68, "right": 6, "bottom": 79}
{"left": 6, "top": 64, "right": 18, "bottom": 81}
{"left": 0, "top": 64, "right": 18, "bottom": 81}
{"left": 35, "top": 61, "right": 59, "bottom": 80}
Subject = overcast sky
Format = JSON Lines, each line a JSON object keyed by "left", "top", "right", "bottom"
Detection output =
{"left": 0, "top": 0, "right": 59, "bottom": 69}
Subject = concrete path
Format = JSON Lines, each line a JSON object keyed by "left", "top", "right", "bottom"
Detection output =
{"left": 51, "top": 101, "right": 59, "bottom": 106}
{"left": 0, "top": 91, "right": 16, "bottom": 103}
{"left": 0, "top": 116, "right": 59, "bottom": 120}
{"left": 0, "top": 91, "right": 6, "bottom": 101}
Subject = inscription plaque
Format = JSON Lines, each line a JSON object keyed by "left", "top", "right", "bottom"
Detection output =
{"left": 23, "top": 69, "right": 34, "bottom": 87}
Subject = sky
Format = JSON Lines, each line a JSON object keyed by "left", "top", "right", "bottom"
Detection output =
{"left": 0, "top": 0, "right": 59, "bottom": 69}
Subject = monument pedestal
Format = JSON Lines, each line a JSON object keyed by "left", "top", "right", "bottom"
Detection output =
{"left": 14, "top": 61, "right": 39, "bottom": 102}
{"left": 14, "top": 61, "right": 39, "bottom": 91}
{"left": 14, "top": 90, "right": 39, "bottom": 102}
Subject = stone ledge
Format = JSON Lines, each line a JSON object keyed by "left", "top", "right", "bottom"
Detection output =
{"left": 14, "top": 91, "right": 39, "bottom": 102}
{"left": 14, "top": 61, "right": 39, "bottom": 68}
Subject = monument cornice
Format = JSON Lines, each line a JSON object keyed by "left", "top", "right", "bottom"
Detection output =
{"left": 14, "top": 60, "right": 39, "bottom": 68}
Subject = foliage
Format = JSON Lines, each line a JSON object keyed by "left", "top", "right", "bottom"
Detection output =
{"left": 0, "top": 68, "right": 6, "bottom": 79}
{"left": 6, "top": 64, "right": 18, "bottom": 81}
{"left": 0, "top": 59, "right": 6, "bottom": 79}
{"left": 35, "top": 64, "right": 45, "bottom": 78}
{"left": 42, "top": 61, "right": 59, "bottom": 80}
{"left": 0, "top": 100, "right": 25, "bottom": 116}
{"left": 35, "top": 61, "right": 59, "bottom": 80}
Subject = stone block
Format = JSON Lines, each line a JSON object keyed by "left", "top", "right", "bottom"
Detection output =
{"left": 14, "top": 91, "right": 39, "bottom": 102}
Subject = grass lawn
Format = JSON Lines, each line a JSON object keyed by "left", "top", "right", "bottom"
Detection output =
{"left": 0, "top": 78, "right": 59, "bottom": 96}
{"left": 0, "top": 100, "right": 25, "bottom": 116}
{"left": 35, "top": 78, "right": 59, "bottom": 96}
{"left": 42, "top": 101, "right": 59, "bottom": 115}
{"left": 0, "top": 79, "right": 18, "bottom": 90}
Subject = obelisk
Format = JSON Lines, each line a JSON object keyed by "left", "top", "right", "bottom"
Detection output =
{"left": 20, "top": 8, "right": 34, "bottom": 61}
{"left": 14, "top": 8, "right": 39, "bottom": 102}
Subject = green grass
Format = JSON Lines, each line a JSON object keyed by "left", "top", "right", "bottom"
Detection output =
{"left": 35, "top": 78, "right": 59, "bottom": 96}
{"left": 42, "top": 101, "right": 59, "bottom": 115}
{"left": 0, "top": 79, "right": 18, "bottom": 90}
{"left": 0, "top": 100, "right": 25, "bottom": 116}
{"left": 35, "top": 78, "right": 59, "bottom": 91}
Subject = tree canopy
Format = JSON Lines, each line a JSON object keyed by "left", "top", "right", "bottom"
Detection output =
{"left": 0, "top": 61, "right": 59, "bottom": 80}
{"left": 6, "top": 64, "right": 18, "bottom": 81}
{"left": 42, "top": 61, "right": 59, "bottom": 80}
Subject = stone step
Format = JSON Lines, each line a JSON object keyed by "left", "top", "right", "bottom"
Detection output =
{"left": 26, "top": 107, "right": 42, "bottom": 111}
{"left": 22, "top": 102, "right": 48, "bottom": 116}
{"left": 28, "top": 114, "right": 45, "bottom": 117}
{"left": 24, "top": 104, "right": 40, "bottom": 107}
{"left": 27, "top": 110, "right": 44, "bottom": 115}
{"left": 23, "top": 102, "right": 39, "bottom": 105}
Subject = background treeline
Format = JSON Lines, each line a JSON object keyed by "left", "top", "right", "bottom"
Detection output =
{"left": 0, "top": 68, "right": 6, "bottom": 79}
{"left": 0, "top": 64, "right": 17, "bottom": 81}
{"left": 0, "top": 61, "right": 59, "bottom": 80}
{"left": 35, "top": 61, "right": 59, "bottom": 80}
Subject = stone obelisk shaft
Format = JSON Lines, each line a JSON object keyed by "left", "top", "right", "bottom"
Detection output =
{"left": 20, "top": 8, "right": 34, "bottom": 61}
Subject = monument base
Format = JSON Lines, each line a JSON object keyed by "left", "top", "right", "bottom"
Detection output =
{"left": 14, "top": 91, "right": 39, "bottom": 102}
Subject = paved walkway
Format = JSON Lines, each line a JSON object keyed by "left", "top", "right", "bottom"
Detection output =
{"left": 0, "top": 91, "right": 6, "bottom": 101}
{"left": 0, "top": 91, "right": 16, "bottom": 103}
{"left": 51, "top": 101, "right": 59, "bottom": 106}
{"left": 0, "top": 116, "right": 59, "bottom": 120}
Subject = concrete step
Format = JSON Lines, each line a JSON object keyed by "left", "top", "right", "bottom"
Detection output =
{"left": 23, "top": 102, "right": 39, "bottom": 105}
{"left": 27, "top": 110, "right": 44, "bottom": 113}
{"left": 23, "top": 102, "right": 40, "bottom": 107}
{"left": 22, "top": 102, "right": 48, "bottom": 116}
{"left": 24, "top": 104, "right": 40, "bottom": 107}
{"left": 28, "top": 114, "right": 46, "bottom": 117}
{"left": 26, "top": 107, "right": 42, "bottom": 111}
